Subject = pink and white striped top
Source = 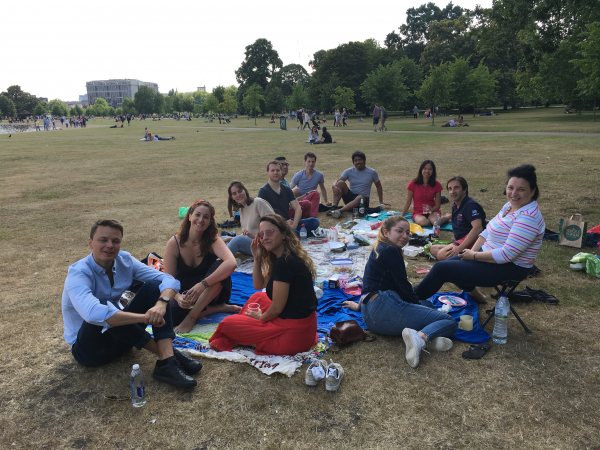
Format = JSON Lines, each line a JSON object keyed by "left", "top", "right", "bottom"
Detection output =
{"left": 480, "top": 201, "right": 545, "bottom": 268}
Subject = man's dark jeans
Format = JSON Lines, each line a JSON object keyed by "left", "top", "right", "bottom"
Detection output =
{"left": 71, "top": 280, "right": 175, "bottom": 367}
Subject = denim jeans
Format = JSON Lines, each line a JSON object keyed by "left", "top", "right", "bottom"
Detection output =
{"left": 294, "top": 217, "right": 319, "bottom": 236}
{"left": 71, "top": 280, "right": 175, "bottom": 367}
{"left": 361, "top": 290, "right": 457, "bottom": 341}
{"left": 414, "top": 256, "right": 531, "bottom": 301}
{"left": 227, "top": 235, "right": 252, "bottom": 256}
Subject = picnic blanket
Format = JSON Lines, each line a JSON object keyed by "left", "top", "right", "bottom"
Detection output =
{"left": 363, "top": 211, "right": 453, "bottom": 231}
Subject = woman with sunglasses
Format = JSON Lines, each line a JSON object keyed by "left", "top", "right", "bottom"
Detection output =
{"left": 223, "top": 181, "right": 274, "bottom": 256}
{"left": 163, "top": 200, "right": 239, "bottom": 334}
{"left": 210, "top": 214, "right": 318, "bottom": 355}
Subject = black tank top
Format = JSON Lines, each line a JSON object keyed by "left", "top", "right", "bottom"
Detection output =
{"left": 174, "top": 235, "right": 217, "bottom": 291}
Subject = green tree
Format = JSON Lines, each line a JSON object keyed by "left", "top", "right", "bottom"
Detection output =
{"left": 171, "top": 94, "right": 182, "bottom": 113}
{"left": 181, "top": 94, "right": 194, "bottom": 113}
{"left": 202, "top": 93, "right": 219, "bottom": 114}
{"left": 264, "top": 86, "right": 286, "bottom": 114}
{"left": 115, "top": 107, "right": 123, "bottom": 116}
{"left": 49, "top": 99, "right": 68, "bottom": 117}
{"left": 468, "top": 61, "right": 498, "bottom": 115}
{"left": 309, "top": 50, "right": 328, "bottom": 70}
{"left": 153, "top": 93, "right": 165, "bottom": 114}
{"left": 134, "top": 86, "right": 156, "bottom": 114}
{"left": 360, "top": 61, "right": 410, "bottom": 111}
{"left": 33, "top": 102, "right": 47, "bottom": 117}
{"left": 212, "top": 85, "right": 226, "bottom": 103}
{"left": 1, "top": 85, "right": 40, "bottom": 113}
{"left": 225, "top": 85, "right": 238, "bottom": 98}
{"left": 416, "top": 62, "right": 451, "bottom": 125}
{"left": 93, "top": 98, "right": 109, "bottom": 116}
{"left": 270, "top": 64, "right": 310, "bottom": 96}
{"left": 219, "top": 93, "right": 238, "bottom": 114}
{"left": 121, "top": 97, "right": 138, "bottom": 115}
{"left": 573, "top": 22, "right": 600, "bottom": 121}
{"left": 72, "top": 104, "right": 83, "bottom": 116}
{"left": 236, "top": 38, "right": 282, "bottom": 108}
{"left": 330, "top": 87, "right": 356, "bottom": 112}
{"left": 419, "top": 15, "right": 477, "bottom": 70}
{"left": 287, "top": 83, "right": 309, "bottom": 111}
{"left": 242, "top": 84, "right": 264, "bottom": 125}
{"left": 0, "top": 94, "right": 18, "bottom": 118}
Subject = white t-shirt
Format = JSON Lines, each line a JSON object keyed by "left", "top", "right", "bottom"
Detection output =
{"left": 239, "top": 198, "right": 275, "bottom": 235}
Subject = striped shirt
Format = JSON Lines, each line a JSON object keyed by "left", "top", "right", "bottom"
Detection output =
{"left": 480, "top": 201, "right": 545, "bottom": 268}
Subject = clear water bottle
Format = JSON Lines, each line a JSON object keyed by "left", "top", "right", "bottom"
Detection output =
{"left": 130, "top": 364, "right": 146, "bottom": 407}
{"left": 492, "top": 294, "right": 510, "bottom": 344}
{"left": 299, "top": 224, "right": 307, "bottom": 240}
{"left": 433, "top": 219, "right": 440, "bottom": 238}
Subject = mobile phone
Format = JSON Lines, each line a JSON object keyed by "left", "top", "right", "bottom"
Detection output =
{"left": 459, "top": 250, "right": 466, "bottom": 255}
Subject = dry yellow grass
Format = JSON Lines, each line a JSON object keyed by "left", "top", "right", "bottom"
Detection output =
{"left": 0, "top": 121, "right": 599, "bottom": 449}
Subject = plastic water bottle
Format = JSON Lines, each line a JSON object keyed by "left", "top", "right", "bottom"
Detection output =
{"left": 299, "top": 224, "right": 308, "bottom": 240}
{"left": 492, "top": 294, "right": 510, "bottom": 344}
{"left": 130, "top": 364, "right": 146, "bottom": 407}
{"left": 433, "top": 219, "right": 440, "bottom": 238}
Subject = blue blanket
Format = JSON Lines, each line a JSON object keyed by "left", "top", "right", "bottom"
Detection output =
{"left": 195, "top": 273, "right": 487, "bottom": 344}
{"left": 365, "top": 212, "right": 453, "bottom": 231}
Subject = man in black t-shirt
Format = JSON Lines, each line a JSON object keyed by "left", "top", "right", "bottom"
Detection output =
{"left": 430, "top": 176, "right": 486, "bottom": 261}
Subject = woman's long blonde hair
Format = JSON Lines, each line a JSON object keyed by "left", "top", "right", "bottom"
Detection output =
{"left": 372, "top": 215, "right": 410, "bottom": 258}
{"left": 258, "top": 214, "right": 316, "bottom": 282}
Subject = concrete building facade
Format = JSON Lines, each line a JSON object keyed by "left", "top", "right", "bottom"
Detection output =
{"left": 85, "top": 79, "right": 159, "bottom": 108}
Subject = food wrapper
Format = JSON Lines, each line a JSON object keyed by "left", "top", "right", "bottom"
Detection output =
{"left": 569, "top": 252, "right": 600, "bottom": 278}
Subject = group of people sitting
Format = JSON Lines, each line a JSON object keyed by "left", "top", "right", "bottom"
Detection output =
{"left": 62, "top": 152, "right": 545, "bottom": 387}
{"left": 441, "top": 116, "right": 469, "bottom": 127}
{"left": 308, "top": 126, "right": 333, "bottom": 144}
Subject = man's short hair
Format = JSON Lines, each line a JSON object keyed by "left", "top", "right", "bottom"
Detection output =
{"left": 447, "top": 176, "right": 469, "bottom": 195}
{"left": 275, "top": 156, "right": 287, "bottom": 162}
{"left": 266, "top": 160, "right": 281, "bottom": 171}
{"left": 90, "top": 219, "right": 124, "bottom": 239}
{"left": 304, "top": 152, "right": 317, "bottom": 161}
{"left": 352, "top": 151, "right": 366, "bottom": 163}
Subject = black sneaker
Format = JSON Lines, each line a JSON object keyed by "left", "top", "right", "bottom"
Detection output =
{"left": 173, "top": 349, "right": 202, "bottom": 375}
{"left": 152, "top": 357, "right": 197, "bottom": 388}
{"left": 220, "top": 230, "right": 236, "bottom": 237}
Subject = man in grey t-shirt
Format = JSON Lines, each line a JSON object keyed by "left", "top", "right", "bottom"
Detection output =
{"left": 328, "top": 151, "right": 391, "bottom": 218}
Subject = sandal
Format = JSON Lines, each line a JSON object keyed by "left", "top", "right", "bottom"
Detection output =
{"left": 462, "top": 342, "right": 491, "bottom": 360}
{"left": 524, "top": 286, "right": 559, "bottom": 305}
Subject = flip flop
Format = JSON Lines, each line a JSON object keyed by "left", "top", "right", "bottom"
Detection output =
{"left": 462, "top": 342, "right": 491, "bottom": 360}
{"left": 524, "top": 286, "right": 559, "bottom": 305}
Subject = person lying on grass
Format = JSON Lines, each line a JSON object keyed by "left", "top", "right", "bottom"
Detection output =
{"left": 61, "top": 219, "right": 200, "bottom": 388}
{"left": 414, "top": 164, "right": 545, "bottom": 304}
{"left": 401, "top": 159, "right": 451, "bottom": 228}
{"left": 342, "top": 215, "right": 456, "bottom": 369}
{"left": 209, "top": 214, "right": 319, "bottom": 355}
{"left": 429, "top": 176, "right": 486, "bottom": 261}
{"left": 163, "top": 200, "right": 239, "bottom": 334}
{"left": 222, "top": 180, "right": 274, "bottom": 257}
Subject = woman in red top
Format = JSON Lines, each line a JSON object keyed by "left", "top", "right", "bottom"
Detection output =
{"left": 401, "top": 160, "right": 451, "bottom": 227}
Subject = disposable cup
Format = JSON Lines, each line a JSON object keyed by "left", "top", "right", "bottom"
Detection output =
{"left": 315, "top": 277, "right": 325, "bottom": 289}
{"left": 247, "top": 303, "right": 262, "bottom": 314}
{"left": 458, "top": 315, "right": 473, "bottom": 331}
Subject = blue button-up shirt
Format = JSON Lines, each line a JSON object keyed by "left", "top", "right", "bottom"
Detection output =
{"left": 61, "top": 251, "right": 180, "bottom": 345}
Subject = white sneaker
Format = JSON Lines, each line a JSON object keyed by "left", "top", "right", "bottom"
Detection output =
{"left": 325, "top": 359, "right": 344, "bottom": 391}
{"left": 431, "top": 337, "right": 453, "bottom": 352}
{"left": 402, "top": 328, "right": 426, "bottom": 368}
{"left": 305, "top": 359, "right": 328, "bottom": 386}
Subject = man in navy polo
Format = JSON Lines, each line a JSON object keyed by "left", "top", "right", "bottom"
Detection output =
{"left": 430, "top": 177, "right": 486, "bottom": 261}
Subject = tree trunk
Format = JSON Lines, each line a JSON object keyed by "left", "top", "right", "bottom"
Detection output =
{"left": 594, "top": 99, "right": 596, "bottom": 123}
{"left": 473, "top": 104, "right": 476, "bottom": 118}
{"left": 254, "top": 109, "right": 257, "bottom": 125}
{"left": 432, "top": 102, "right": 435, "bottom": 126}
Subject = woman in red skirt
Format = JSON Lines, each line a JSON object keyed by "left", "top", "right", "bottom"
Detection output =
{"left": 210, "top": 214, "right": 318, "bottom": 355}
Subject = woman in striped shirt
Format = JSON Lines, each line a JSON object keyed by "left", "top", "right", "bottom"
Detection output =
{"left": 415, "top": 164, "right": 545, "bottom": 304}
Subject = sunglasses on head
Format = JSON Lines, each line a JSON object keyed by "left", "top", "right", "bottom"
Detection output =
{"left": 258, "top": 228, "right": 277, "bottom": 239}
{"left": 191, "top": 199, "right": 215, "bottom": 217}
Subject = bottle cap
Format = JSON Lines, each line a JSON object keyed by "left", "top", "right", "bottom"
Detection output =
{"left": 132, "top": 364, "right": 140, "bottom": 370}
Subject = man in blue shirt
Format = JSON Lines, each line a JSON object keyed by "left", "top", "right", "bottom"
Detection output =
{"left": 430, "top": 177, "right": 486, "bottom": 261}
{"left": 62, "top": 219, "right": 201, "bottom": 387}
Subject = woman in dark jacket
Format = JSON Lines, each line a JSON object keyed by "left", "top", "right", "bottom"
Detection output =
{"left": 342, "top": 216, "right": 457, "bottom": 368}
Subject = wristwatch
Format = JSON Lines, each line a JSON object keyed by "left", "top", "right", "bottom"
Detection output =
{"left": 158, "top": 295, "right": 171, "bottom": 304}
{"left": 201, "top": 279, "right": 209, "bottom": 288}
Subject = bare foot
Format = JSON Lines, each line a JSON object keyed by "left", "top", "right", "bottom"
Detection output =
{"left": 466, "top": 289, "right": 487, "bottom": 304}
{"left": 207, "top": 304, "right": 242, "bottom": 315}
{"left": 174, "top": 315, "right": 197, "bottom": 334}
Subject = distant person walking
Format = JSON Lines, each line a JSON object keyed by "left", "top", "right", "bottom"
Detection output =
{"left": 373, "top": 104, "right": 381, "bottom": 132}
{"left": 380, "top": 106, "right": 388, "bottom": 132}
{"left": 413, "top": 106, "right": 419, "bottom": 119}
{"left": 35, "top": 119, "right": 40, "bottom": 132}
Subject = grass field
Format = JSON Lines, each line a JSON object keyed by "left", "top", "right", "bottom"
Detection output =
{"left": 0, "top": 111, "right": 599, "bottom": 449}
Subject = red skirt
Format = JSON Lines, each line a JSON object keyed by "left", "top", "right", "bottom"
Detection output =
{"left": 209, "top": 292, "right": 318, "bottom": 355}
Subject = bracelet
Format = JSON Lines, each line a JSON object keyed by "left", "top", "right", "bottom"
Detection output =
{"left": 201, "top": 279, "right": 209, "bottom": 288}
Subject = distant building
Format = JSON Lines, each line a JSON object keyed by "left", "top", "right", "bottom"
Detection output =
{"left": 197, "top": 86, "right": 206, "bottom": 92}
{"left": 37, "top": 97, "right": 48, "bottom": 102}
{"left": 63, "top": 101, "right": 87, "bottom": 109}
{"left": 79, "top": 94, "right": 88, "bottom": 103}
{"left": 85, "top": 79, "right": 159, "bottom": 108}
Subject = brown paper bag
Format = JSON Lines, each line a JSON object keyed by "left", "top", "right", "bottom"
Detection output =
{"left": 558, "top": 214, "right": 587, "bottom": 248}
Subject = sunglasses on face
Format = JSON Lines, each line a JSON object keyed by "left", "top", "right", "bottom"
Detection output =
{"left": 258, "top": 228, "right": 277, "bottom": 239}
{"left": 279, "top": 163, "right": 289, "bottom": 167}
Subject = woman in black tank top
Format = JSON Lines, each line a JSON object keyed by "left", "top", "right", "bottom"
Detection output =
{"left": 163, "top": 200, "right": 239, "bottom": 334}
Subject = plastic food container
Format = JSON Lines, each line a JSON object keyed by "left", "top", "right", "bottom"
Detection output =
{"left": 330, "top": 258, "right": 354, "bottom": 275}
{"left": 414, "top": 264, "right": 432, "bottom": 274}
{"left": 403, "top": 246, "right": 422, "bottom": 257}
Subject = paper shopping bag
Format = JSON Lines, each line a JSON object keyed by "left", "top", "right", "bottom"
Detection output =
{"left": 558, "top": 214, "right": 587, "bottom": 248}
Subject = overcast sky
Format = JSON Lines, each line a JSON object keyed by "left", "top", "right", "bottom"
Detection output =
{"left": 3, "top": 0, "right": 492, "bottom": 101}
